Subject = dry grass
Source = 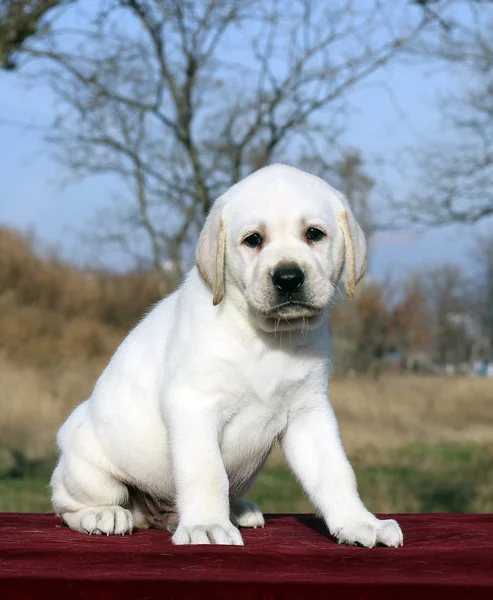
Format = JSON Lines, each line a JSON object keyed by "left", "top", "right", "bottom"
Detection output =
{"left": 3, "top": 354, "right": 493, "bottom": 513}
{"left": 2, "top": 348, "right": 492, "bottom": 470}
{"left": 334, "top": 374, "right": 493, "bottom": 452}
{"left": 0, "top": 226, "right": 166, "bottom": 466}
{"left": 263, "top": 374, "right": 493, "bottom": 468}
{"left": 0, "top": 227, "right": 165, "bottom": 367}
{"left": 0, "top": 355, "right": 104, "bottom": 468}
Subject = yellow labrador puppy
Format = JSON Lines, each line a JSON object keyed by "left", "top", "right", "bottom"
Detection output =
{"left": 51, "top": 164, "right": 403, "bottom": 548}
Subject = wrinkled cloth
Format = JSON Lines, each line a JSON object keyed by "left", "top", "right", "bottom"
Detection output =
{"left": 1, "top": 513, "right": 492, "bottom": 599}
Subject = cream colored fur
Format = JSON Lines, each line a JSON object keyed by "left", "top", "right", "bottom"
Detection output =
{"left": 51, "top": 164, "right": 402, "bottom": 548}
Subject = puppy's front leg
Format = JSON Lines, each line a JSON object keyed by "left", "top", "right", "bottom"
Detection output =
{"left": 280, "top": 397, "right": 403, "bottom": 548}
{"left": 166, "top": 393, "right": 243, "bottom": 546}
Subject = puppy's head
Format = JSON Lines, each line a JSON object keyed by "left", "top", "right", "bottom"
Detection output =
{"left": 195, "top": 164, "right": 367, "bottom": 332}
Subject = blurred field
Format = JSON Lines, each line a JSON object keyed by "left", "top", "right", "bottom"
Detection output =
{"left": 1, "top": 227, "right": 492, "bottom": 514}
{"left": 1, "top": 355, "right": 492, "bottom": 513}
{"left": 0, "top": 227, "right": 164, "bottom": 367}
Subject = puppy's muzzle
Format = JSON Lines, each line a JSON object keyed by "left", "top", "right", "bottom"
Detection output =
{"left": 261, "top": 263, "right": 322, "bottom": 329}
{"left": 272, "top": 265, "right": 305, "bottom": 297}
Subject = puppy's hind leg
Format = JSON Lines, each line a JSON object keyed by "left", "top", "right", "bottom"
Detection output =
{"left": 128, "top": 489, "right": 179, "bottom": 533}
{"left": 229, "top": 471, "right": 266, "bottom": 529}
{"left": 230, "top": 499, "right": 265, "bottom": 529}
{"left": 51, "top": 455, "right": 136, "bottom": 536}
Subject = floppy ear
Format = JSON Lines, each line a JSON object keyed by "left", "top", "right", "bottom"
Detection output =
{"left": 331, "top": 192, "right": 368, "bottom": 299}
{"left": 195, "top": 196, "right": 229, "bottom": 306}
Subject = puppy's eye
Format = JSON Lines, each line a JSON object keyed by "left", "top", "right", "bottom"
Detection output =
{"left": 243, "top": 233, "right": 262, "bottom": 248}
{"left": 306, "top": 228, "right": 326, "bottom": 242}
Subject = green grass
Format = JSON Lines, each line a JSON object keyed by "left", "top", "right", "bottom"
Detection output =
{"left": 246, "top": 469, "right": 311, "bottom": 513}
{"left": 0, "top": 475, "right": 53, "bottom": 512}
{"left": 0, "top": 453, "right": 54, "bottom": 512}
{"left": 1, "top": 443, "right": 492, "bottom": 514}
{"left": 352, "top": 443, "right": 493, "bottom": 514}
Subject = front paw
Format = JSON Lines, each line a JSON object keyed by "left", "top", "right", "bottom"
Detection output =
{"left": 172, "top": 521, "right": 244, "bottom": 546}
{"left": 331, "top": 514, "right": 403, "bottom": 548}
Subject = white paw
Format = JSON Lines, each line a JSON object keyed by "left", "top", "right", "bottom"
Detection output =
{"left": 331, "top": 514, "right": 403, "bottom": 548}
{"left": 230, "top": 499, "right": 265, "bottom": 529}
{"left": 172, "top": 522, "right": 244, "bottom": 545}
{"left": 79, "top": 506, "right": 134, "bottom": 536}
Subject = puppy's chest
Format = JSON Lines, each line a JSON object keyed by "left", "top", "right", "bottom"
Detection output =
{"left": 221, "top": 351, "right": 307, "bottom": 446}
{"left": 219, "top": 346, "right": 321, "bottom": 490}
{"left": 220, "top": 399, "right": 284, "bottom": 487}
{"left": 236, "top": 349, "right": 307, "bottom": 405}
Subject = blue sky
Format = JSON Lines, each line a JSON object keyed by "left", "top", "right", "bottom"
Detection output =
{"left": 0, "top": 4, "right": 482, "bottom": 280}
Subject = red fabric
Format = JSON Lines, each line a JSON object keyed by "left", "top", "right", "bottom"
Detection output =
{"left": 1, "top": 513, "right": 492, "bottom": 599}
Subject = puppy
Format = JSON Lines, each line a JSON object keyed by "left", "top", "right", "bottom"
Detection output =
{"left": 51, "top": 164, "right": 403, "bottom": 547}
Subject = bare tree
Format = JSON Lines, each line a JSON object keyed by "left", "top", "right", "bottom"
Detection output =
{"left": 2, "top": 1, "right": 441, "bottom": 279}
{"left": 390, "top": 276, "right": 431, "bottom": 359}
{"left": 420, "top": 264, "right": 471, "bottom": 367}
{"left": 0, "top": 0, "right": 69, "bottom": 69}
{"left": 395, "top": 0, "right": 493, "bottom": 226}
{"left": 470, "top": 233, "right": 493, "bottom": 358}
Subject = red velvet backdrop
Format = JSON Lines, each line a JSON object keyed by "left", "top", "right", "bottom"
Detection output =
{"left": 1, "top": 513, "right": 492, "bottom": 599}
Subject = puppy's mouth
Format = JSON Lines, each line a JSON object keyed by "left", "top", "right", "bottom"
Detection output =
{"left": 265, "top": 300, "right": 320, "bottom": 317}
{"left": 260, "top": 300, "right": 323, "bottom": 330}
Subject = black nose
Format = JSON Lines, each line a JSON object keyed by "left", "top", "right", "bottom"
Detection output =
{"left": 272, "top": 265, "right": 305, "bottom": 294}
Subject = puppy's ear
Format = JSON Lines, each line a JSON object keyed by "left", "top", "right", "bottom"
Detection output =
{"left": 331, "top": 192, "right": 368, "bottom": 299}
{"left": 195, "top": 196, "right": 229, "bottom": 305}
